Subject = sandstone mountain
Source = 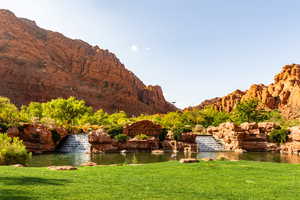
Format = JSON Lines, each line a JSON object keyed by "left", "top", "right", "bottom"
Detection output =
{"left": 0, "top": 10, "right": 177, "bottom": 115}
{"left": 189, "top": 64, "right": 300, "bottom": 119}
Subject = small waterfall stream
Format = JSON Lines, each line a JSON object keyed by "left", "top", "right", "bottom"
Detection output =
{"left": 57, "top": 134, "right": 91, "bottom": 153}
{"left": 196, "top": 135, "right": 224, "bottom": 152}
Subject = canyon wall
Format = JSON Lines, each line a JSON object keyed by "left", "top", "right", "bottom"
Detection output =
{"left": 0, "top": 9, "right": 176, "bottom": 115}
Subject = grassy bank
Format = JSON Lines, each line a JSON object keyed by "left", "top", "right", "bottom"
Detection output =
{"left": 0, "top": 161, "right": 300, "bottom": 200}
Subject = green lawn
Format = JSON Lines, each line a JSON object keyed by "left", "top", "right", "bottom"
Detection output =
{"left": 0, "top": 161, "right": 300, "bottom": 200}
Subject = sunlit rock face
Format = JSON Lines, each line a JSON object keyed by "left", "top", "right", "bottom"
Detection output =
{"left": 0, "top": 9, "right": 177, "bottom": 115}
{"left": 188, "top": 64, "right": 300, "bottom": 119}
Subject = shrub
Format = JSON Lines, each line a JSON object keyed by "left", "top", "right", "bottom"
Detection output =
{"left": 0, "top": 133, "right": 31, "bottom": 165}
{"left": 0, "top": 97, "right": 20, "bottom": 128}
{"left": 114, "top": 134, "right": 129, "bottom": 143}
{"left": 232, "top": 99, "right": 269, "bottom": 124}
{"left": 135, "top": 134, "right": 148, "bottom": 140}
{"left": 106, "top": 126, "right": 123, "bottom": 137}
{"left": 268, "top": 128, "right": 289, "bottom": 144}
{"left": 158, "top": 128, "right": 168, "bottom": 141}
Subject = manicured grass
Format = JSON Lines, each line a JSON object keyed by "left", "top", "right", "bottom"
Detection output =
{"left": 0, "top": 161, "right": 300, "bottom": 200}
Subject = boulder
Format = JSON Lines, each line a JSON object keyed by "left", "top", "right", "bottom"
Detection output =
{"left": 179, "top": 158, "right": 199, "bottom": 163}
{"left": 7, "top": 124, "right": 68, "bottom": 153}
{"left": 88, "top": 129, "right": 112, "bottom": 144}
{"left": 123, "top": 120, "right": 162, "bottom": 137}
{"left": 80, "top": 162, "right": 97, "bottom": 167}
{"left": 180, "top": 132, "right": 197, "bottom": 143}
{"left": 48, "top": 166, "right": 77, "bottom": 170}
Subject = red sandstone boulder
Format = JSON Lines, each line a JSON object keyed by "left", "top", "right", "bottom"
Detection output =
{"left": 180, "top": 132, "right": 197, "bottom": 143}
{"left": 240, "top": 122, "right": 258, "bottom": 131}
{"left": 123, "top": 120, "right": 162, "bottom": 137}
{"left": 48, "top": 166, "right": 77, "bottom": 170}
{"left": 80, "top": 162, "right": 97, "bottom": 167}
{"left": 180, "top": 158, "right": 199, "bottom": 163}
{"left": 88, "top": 129, "right": 112, "bottom": 144}
{"left": 125, "top": 137, "right": 160, "bottom": 150}
{"left": 7, "top": 124, "right": 68, "bottom": 153}
{"left": 289, "top": 126, "right": 300, "bottom": 141}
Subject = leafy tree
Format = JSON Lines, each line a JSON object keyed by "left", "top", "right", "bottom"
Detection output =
{"left": 232, "top": 99, "right": 268, "bottom": 124}
{"left": 42, "top": 97, "right": 92, "bottom": 126}
{"left": 78, "top": 109, "right": 109, "bottom": 126}
{"left": 0, "top": 97, "right": 20, "bottom": 129}
{"left": 20, "top": 102, "right": 43, "bottom": 122}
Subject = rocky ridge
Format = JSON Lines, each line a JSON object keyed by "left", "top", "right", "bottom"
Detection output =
{"left": 0, "top": 9, "right": 176, "bottom": 115}
{"left": 189, "top": 64, "right": 300, "bottom": 118}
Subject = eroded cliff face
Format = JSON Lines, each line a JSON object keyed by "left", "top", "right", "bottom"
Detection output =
{"left": 190, "top": 64, "right": 300, "bottom": 118}
{"left": 0, "top": 10, "right": 177, "bottom": 115}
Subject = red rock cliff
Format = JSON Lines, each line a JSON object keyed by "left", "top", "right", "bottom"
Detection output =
{"left": 0, "top": 10, "right": 177, "bottom": 115}
{"left": 189, "top": 64, "right": 300, "bottom": 118}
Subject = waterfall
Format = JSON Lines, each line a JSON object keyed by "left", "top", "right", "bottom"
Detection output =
{"left": 57, "top": 134, "right": 91, "bottom": 153}
{"left": 196, "top": 135, "right": 224, "bottom": 152}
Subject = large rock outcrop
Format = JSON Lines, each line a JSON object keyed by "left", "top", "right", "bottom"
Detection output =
{"left": 7, "top": 124, "right": 68, "bottom": 153}
{"left": 123, "top": 120, "right": 162, "bottom": 137}
{"left": 207, "top": 122, "right": 280, "bottom": 152}
{"left": 88, "top": 129, "right": 160, "bottom": 153}
{"left": 189, "top": 64, "right": 300, "bottom": 118}
{"left": 280, "top": 126, "right": 300, "bottom": 155}
{"left": 0, "top": 9, "right": 176, "bottom": 115}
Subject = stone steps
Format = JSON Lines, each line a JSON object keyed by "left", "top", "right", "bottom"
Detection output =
{"left": 196, "top": 135, "right": 224, "bottom": 152}
{"left": 58, "top": 134, "right": 91, "bottom": 153}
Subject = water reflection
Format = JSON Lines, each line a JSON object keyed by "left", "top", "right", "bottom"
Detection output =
{"left": 28, "top": 152, "right": 300, "bottom": 167}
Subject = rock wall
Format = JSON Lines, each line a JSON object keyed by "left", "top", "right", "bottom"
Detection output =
{"left": 123, "top": 120, "right": 162, "bottom": 137}
{"left": 189, "top": 64, "right": 300, "bottom": 119}
{"left": 0, "top": 9, "right": 177, "bottom": 116}
{"left": 7, "top": 124, "right": 68, "bottom": 153}
{"left": 207, "top": 122, "right": 280, "bottom": 152}
{"left": 280, "top": 126, "right": 300, "bottom": 155}
{"left": 88, "top": 129, "right": 160, "bottom": 153}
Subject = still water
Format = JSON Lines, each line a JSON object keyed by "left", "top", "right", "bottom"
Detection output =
{"left": 27, "top": 152, "right": 300, "bottom": 167}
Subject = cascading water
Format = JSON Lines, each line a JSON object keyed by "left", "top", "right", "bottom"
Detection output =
{"left": 57, "top": 134, "right": 91, "bottom": 153}
{"left": 195, "top": 135, "right": 224, "bottom": 152}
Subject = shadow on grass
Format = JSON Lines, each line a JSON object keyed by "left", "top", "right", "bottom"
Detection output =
{"left": 0, "top": 176, "right": 71, "bottom": 200}
{"left": 0, "top": 176, "right": 70, "bottom": 186}
{"left": 0, "top": 189, "right": 33, "bottom": 200}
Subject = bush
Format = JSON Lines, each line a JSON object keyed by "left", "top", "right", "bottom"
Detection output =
{"left": 106, "top": 126, "right": 123, "bottom": 137}
{"left": 0, "top": 133, "right": 31, "bottom": 165}
{"left": 114, "top": 134, "right": 129, "bottom": 143}
{"left": 135, "top": 134, "right": 148, "bottom": 140}
{"left": 158, "top": 128, "right": 168, "bottom": 141}
{"left": 232, "top": 99, "right": 269, "bottom": 124}
{"left": 268, "top": 128, "right": 289, "bottom": 144}
{"left": 0, "top": 97, "right": 20, "bottom": 128}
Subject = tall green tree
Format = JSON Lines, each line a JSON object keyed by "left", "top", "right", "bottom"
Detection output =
{"left": 42, "top": 97, "right": 92, "bottom": 126}
{"left": 232, "top": 99, "right": 268, "bottom": 124}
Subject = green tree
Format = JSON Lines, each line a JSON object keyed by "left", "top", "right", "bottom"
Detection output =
{"left": 232, "top": 99, "right": 268, "bottom": 124}
{"left": 20, "top": 102, "right": 43, "bottom": 122}
{"left": 42, "top": 97, "right": 92, "bottom": 126}
{"left": 0, "top": 97, "right": 20, "bottom": 129}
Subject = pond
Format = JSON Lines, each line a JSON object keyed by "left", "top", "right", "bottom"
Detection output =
{"left": 27, "top": 152, "right": 300, "bottom": 167}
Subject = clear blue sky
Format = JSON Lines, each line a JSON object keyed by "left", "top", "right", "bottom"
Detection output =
{"left": 1, "top": 0, "right": 300, "bottom": 108}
